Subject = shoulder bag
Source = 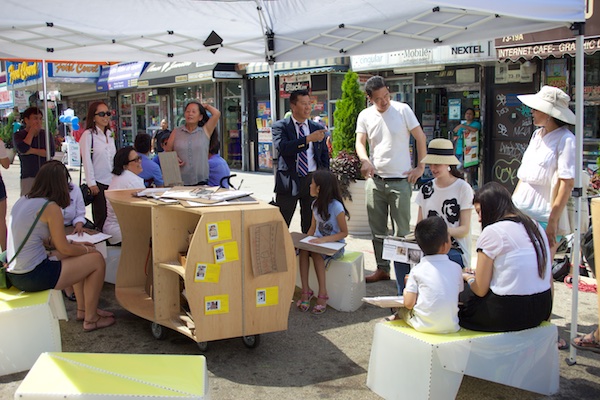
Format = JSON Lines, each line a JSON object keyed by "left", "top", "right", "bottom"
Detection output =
{"left": 0, "top": 201, "right": 50, "bottom": 289}
{"left": 79, "top": 131, "right": 94, "bottom": 206}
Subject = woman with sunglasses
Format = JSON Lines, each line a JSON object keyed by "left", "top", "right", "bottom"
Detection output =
{"left": 102, "top": 146, "right": 145, "bottom": 245}
{"left": 80, "top": 101, "right": 116, "bottom": 231}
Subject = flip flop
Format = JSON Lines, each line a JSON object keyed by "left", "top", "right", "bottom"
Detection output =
{"left": 572, "top": 329, "right": 600, "bottom": 353}
{"left": 62, "top": 289, "right": 76, "bottom": 302}
{"left": 558, "top": 336, "right": 569, "bottom": 350}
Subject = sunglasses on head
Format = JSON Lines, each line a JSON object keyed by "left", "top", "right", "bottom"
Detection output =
{"left": 95, "top": 111, "right": 111, "bottom": 117}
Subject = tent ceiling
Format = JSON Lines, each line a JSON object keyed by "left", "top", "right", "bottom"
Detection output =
{"left": 0, "top": 1, "right": 584, "bottom": 63}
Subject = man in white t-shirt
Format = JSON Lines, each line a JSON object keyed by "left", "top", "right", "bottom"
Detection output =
{"left": 355, "top": 76, "right": 427, "bottom": 285}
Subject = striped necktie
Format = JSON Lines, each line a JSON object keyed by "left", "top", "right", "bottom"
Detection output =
{"left": 297, "top": 122, "right": 309, "bottom": 177}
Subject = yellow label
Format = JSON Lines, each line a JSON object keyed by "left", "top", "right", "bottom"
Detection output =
{"left": 256, "top": 286, "right": 279, "bottom": 307}
{"left": 213, "top": 241, "right": 239, "bottom": 263}
{"left": 204, "top": 295, "right": 229, "bottom": 315}
{"left": 206, "top": 220, "right": 232, "bottom": 242}
{"left": 194, "top": 263, "right": 220, "bottom": 283}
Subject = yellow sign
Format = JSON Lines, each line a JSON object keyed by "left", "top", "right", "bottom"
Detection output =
{"left": 194, "top": 263, "right": 220, "bottom": 283}
{"left": 8, "top": 62, "right": 39, "bottom": 84}
{"left": 256, "top": 287, "right": 279, "bottom": 307}
{"left": 213, "top": 241, "right": 239, "bottom": 263}
{"left": 206, "top": 220, "right": 232, "bottom": 242}
{"left": 204, "top": 295, "right": 229, "bottom": 315}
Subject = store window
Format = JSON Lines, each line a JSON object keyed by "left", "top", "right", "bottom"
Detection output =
{"left": 221, "top": 80, "right": 242, "bottom": 169}
{"left": 253, "top": 78, "right": 274, "bottom": 172}
{"left": 173, "top": 83, "right": 215, "bottom": 127}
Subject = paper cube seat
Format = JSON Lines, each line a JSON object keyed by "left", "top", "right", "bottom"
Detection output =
{"left": 367, "top": 320, "right": 559, "bottom": 399}
{"left": 15, "top": 352, "right": 208, "bottom": 399}
{"left": 296, "top": 251, "right": 365, "bottom": 312}
{"left": 0, "top": 288, "right": 67, "bottom": 376}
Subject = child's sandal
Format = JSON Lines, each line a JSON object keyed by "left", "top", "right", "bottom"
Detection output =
{"left": 311, "top": 294, "right": 329, "bottom": 315}
{"left": 296, "top": 290, "right": 314, "bottom": 312}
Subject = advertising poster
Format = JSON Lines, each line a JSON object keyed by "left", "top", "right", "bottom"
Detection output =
{"left": 448, "top": 99, "right": 462, "bottom": 120}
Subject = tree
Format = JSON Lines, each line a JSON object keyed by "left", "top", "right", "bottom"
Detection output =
{"left": 332, "top": 71, "right": 365, "bottom": 157}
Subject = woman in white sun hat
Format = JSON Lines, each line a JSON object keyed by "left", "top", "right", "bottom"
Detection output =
{"left": 512, "top": 85, "right": 576, "bottom": 253}
{"left": 416, "top": 138, "right": 474, "bottom": 269}
{"left": 512, "top": 85, "right": 576, "bottom": 351}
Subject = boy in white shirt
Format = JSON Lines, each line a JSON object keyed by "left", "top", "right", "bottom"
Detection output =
{"left": 399, "top": 216, "right": 464, "bottom": 333}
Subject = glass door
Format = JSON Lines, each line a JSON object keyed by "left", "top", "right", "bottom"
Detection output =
{"left": 221, "top": 81, "right": 242, "bottom": 170}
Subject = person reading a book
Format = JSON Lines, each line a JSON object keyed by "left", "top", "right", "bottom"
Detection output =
{"left": 297, "top": 170, "right": 349, "bottom": 315}
{"left": 391, "top": 216, "right": 463, "bottom": 333}
{"left": 459, "top": 182, "right": 552, "bottom": 332}
{"left": 103, "top": 147, "right": 145, "bottom": 245}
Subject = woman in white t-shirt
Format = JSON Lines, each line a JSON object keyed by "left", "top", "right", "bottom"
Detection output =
{"left": 416, "top": 138, "right": 473, "bottom": 268}
{"left": 512, "top": 86, "right": 576, "bottom": 253}
{"left": 103, "top": 146, "right": 145, "bottom": 245}
{"left": 459, "top": 182, "right": 552, "bottom": 332}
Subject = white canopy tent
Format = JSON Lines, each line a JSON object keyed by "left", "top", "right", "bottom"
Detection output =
{"left": 1, "top": 0, "right": 588, "bottom": 362}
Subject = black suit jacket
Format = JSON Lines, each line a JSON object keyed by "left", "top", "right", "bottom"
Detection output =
{"left": 272, "top": 117, "right": 329, "bottom": 196}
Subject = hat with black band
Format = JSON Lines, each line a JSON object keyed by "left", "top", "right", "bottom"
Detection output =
{"left": 420, "top": 138, "right": 460, "bottom": 165}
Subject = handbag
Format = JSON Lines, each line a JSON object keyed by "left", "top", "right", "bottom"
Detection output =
{"left": 0, "top": 201, "right": 50, "bottom": 289}
{"left": 79, "top": 131, "right": 94, "bottom": 206}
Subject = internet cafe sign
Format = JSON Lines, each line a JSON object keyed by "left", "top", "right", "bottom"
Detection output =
{"left": 279, "top": 75, "right": 310, "bottom": 99}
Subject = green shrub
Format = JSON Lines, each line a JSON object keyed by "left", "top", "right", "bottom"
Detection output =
{"left": 332, "top": 71, "right": 365, "bottom": 157}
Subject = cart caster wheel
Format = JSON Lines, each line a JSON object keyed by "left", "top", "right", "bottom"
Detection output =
{"left": 242, "top": 335, "right": 260, "bottom": 349}
{"left": 197, "top": 341, "right": 209, "bottom": 352}
{"left": 151, "top": 322, "right": 168, "bottom": 340}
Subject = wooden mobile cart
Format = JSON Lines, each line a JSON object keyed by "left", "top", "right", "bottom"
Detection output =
{"left": 105, "top": 189, "right": 296, "bottom": 351}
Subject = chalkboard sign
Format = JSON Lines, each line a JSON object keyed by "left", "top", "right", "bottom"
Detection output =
{"left": 489, "top": 84, "right": 535, "bottom": 193}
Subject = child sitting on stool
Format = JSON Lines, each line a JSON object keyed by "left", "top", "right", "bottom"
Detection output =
{"left": 394, "top": 216, "right": 464, "bottom": 333}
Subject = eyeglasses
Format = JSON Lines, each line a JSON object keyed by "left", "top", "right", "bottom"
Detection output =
{"left": 127, "top": 156, "right": 142, "bottom": 163}
{"left": 95, "top": 111, "right": 111, "bottom": 117}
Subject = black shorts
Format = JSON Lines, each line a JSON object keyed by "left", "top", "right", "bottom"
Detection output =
{"left": 7, "top": 258, "right": 62, "bottom": 292}
{"left": 0, "top": 175, "right": 6, "bottom": 201}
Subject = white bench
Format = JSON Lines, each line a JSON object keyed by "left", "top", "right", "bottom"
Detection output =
{"left": 104, "top": 245, "right": 121, "bottom": 284}
{"left": 0, "top": 288, "right": 67, "bottom": 376}
{"left": 367, "top": 320, "right": 559, "bottom": 399}
{"left": 15, "top": 352, "right": 208, "bottom": 399}
{"left": 295, "top": 251, "right": 365, "bottom": 312}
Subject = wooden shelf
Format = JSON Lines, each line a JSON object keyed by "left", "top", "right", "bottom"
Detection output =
{"left": 115, "top": 286, "right": 154, "bottom": 321}
{"left": 157, "top": 261, "right": 185, "bottom": 277}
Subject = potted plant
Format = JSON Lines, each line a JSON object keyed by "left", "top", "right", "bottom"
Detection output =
{"left": 331, "top": 71, "right": 368, "bottom": 235}
{"left": 0, "top": 114, "right": 16, "bottom": 164}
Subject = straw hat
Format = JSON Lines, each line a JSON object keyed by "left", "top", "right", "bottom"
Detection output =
{"left": 420, "top": 138, "right": 460, "bottom": 165}
{"left": 517, "top": 85, "right": 576, "bottom": 125}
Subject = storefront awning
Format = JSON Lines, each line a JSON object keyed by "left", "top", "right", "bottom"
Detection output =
{"left": 96, "top": 62, "right": 147, "bottom": 92}
{"left": 245, "top": 57, "right": 349, "bottom": 79}
{"left": 136, "top": 62, "right": 241, "bottom": 88}
{"left": 496, "top": 2, "right": 600, "bottom": 61}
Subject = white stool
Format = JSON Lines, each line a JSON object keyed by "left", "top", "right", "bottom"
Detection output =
{"left": 105, "top": 245, "right": 121, "bottom": 284}
{"left": 0, "top": 288, "right": 67, "bottom": 376}
{"left": 296, "top": 251, "right": 365, "bottom": 312}
{"left": 367, "top": 320, "right": 559, "bottom": 399}
{"left": 15, "top": 352, "right": 209, "bottom": 399}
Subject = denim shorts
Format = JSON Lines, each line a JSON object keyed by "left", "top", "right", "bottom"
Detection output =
{"left": 7, "top": 258, "right": 62, "bottom": 292}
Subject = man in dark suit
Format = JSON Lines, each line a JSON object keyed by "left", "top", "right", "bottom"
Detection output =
{"left": 273, "top": 90, "right": 329, "bottom": 233}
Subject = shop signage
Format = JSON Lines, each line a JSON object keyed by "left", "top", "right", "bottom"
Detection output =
{"left": 7, "top": 61, "right": 40, "bottom": 86}
{"left": 97, "top": 61, "right": 146, "bottom": 91}
{"left": 351, "top": 41, "right": 494, "bottom": 71}
{"left": 0, "top": 83, "right": 13, "bottom": 109}
{"left": 49, "top": 63, "right": 100, "bottom": 78}
{"left": 279, "top": 75, "right": 311, "bottom": 98}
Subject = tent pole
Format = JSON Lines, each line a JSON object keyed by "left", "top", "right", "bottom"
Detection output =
{"left": 568, "top": 27, "right": 585, "bottom": 365}
{"left": 41, "top": 60, "right": 51, "bottom": 161}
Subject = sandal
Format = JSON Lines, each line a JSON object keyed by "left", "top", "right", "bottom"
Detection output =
{"left": 77, "top": 308, "right": 115, "bottom": 321}
{"left": 296, "top": 290, "right": 314, "bottom": 312}
{"left": 572, "top": 328, "right": 600, "bottom": 353}
{"left": 311, "top": 294, "right": 329, "bottom": 315}
{"left": 558, "top": 336, "right": 569, "bottom": 351}
{"left": 83, "top": 315, "right": 115, "bottom": 332}
{"left": 62, "top": 289, "right": 76, "bottom": 302}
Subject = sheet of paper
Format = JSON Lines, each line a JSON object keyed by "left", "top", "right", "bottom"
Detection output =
{"left": 204, "top": 294, "right": 229, "bottom": 315}
{"left": 256, "top": 286, "right": 279, "bottom": 307}
{"left": 362, "top": 296, "right": 405, "bottom": 308}
{"left": 135, "top": 188, "right": 169, "bottom": 197}
{"left": 67, "top": 232, "right": 112, "bottom": 244}
{"left": 194, "top": 262, "right": 220, "bottom": 283}
{"left": 300, "top": 236, "right": 345, "bottom": 251}
{"left": 206, "top": 220, "right": 232, "bottom": 243}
